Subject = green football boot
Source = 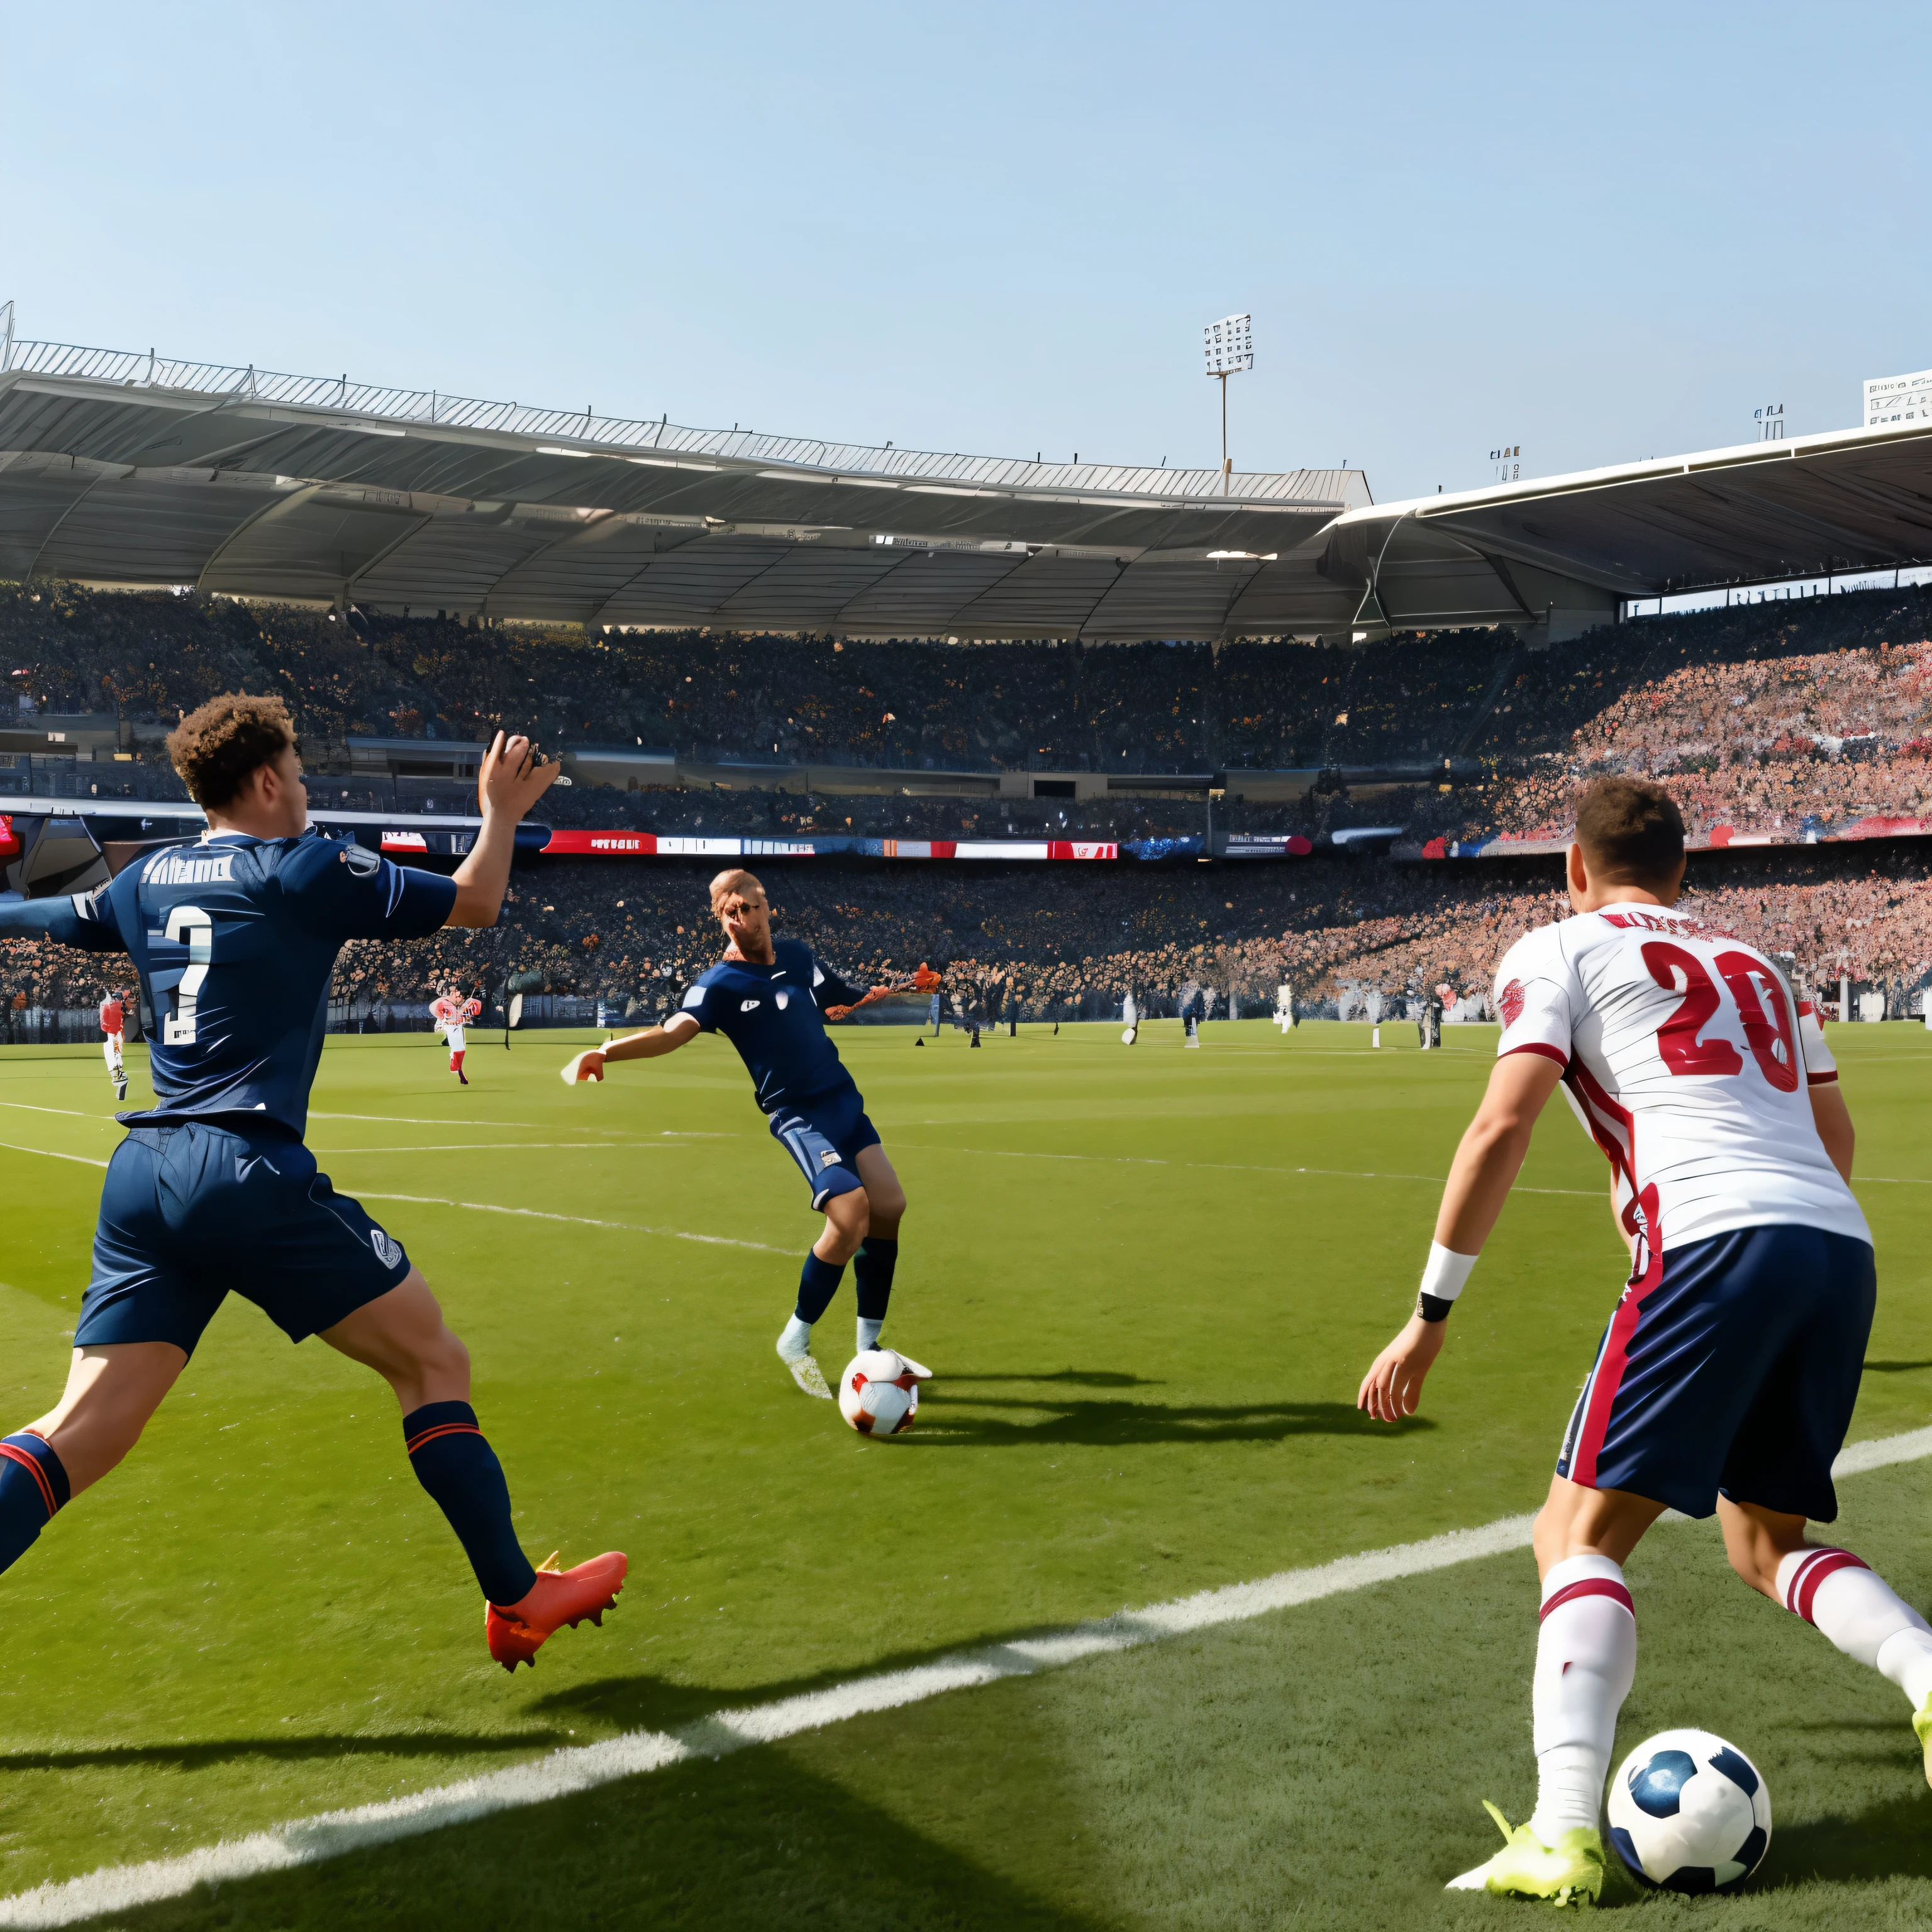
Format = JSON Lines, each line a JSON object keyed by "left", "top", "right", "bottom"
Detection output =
{"left": 1913, "top": 1698, "right": 1932, "bottom": 1790}
{"left": 1445, "top": 1801, "right": 1605, "bottom": 1907}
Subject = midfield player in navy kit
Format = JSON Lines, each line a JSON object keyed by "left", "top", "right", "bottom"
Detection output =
{"left": 564, "top": 869, "right": 940, "bottom": 1398}
{"left": 0, "top": 694, "right": 625, "bottom": 1673}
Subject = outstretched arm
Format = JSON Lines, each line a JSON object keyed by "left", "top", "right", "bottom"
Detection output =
{"left": 1809, "top": 1082, "right": 1855, "bottom": 1184}
{"left": 446, "top": 733, "right": 560, "bottom": 930}
{"left": 1357, "top": 1050, "right": 1565, "bottom": 1423}
{"left": 564, "top": 1013, "right": 700, "bottom": 1082}
{"left": 0, "top": 891, "right": 128, "bottom": 953}
{"left": 823, "top": 963, "right": 942, "bottom": 1023}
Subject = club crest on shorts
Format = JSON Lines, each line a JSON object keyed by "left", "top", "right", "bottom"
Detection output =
{"left": 338, "top": 843, "right": 381, "bottom": 877}
{"left": 820, "top": 1150, "right": 841, "bottom": 1166}
{"left": 370, "top": 1227, "right": 402, "bottom": 1269}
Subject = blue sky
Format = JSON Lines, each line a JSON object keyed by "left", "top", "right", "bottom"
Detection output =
{"left": 3, "top": 1, "right": 1925, "bottom": 501}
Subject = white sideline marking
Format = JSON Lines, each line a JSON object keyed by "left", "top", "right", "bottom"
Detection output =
{"left": 308, "top": 1113, "right": 540, "bottom": 1127}
{"left": 899, "top": 1142, "right": 1602, "bottom": 1199}
{"left": 7, "top": 1428, "right": 1927, "bottom": 1928}
{"left": 0, "top": 1140, "right": 107, "bottom": 1169}
{"left": 354, "top": 1192, "right": 790, "bottom": 1255}
{"left": 313, "top": 1144, "right": 669, "bottom": 1155}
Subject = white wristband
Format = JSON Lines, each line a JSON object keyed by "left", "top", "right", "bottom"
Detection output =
{"left": 1419, "top": 1242, "right": 1478, "bottom": 1304}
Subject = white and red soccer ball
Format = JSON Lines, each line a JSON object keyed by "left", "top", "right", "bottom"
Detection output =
{"left": 838, "top": 1349, "right": 928, "bottom": 1436}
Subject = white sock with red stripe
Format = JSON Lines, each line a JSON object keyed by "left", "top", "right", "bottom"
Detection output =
{"left": 1528, "top": 1555, "right": 1636, "bottom": 1845}
{"left": 1777, "top": 1545, "right": 1932, "bottom": 1709}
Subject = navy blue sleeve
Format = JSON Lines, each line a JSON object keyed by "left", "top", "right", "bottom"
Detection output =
{"left": 275, "top": 835, "right": 458, "bottom": 941}
{"left": 808, "top": 952, "right": 866, "bottom": 1011}
{"left": 676, "top": 975, "right": 721, "bottom": 1032}
{"left": 0, "top": 883, "right": 130, "bottom": 954}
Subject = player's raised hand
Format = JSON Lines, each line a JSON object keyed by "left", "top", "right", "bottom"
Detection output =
{"left": 1356, "top": 1314, "right": 1446, "bottom": 1423}
{"left": 479, "top": 731, "right": 562, "bottom": 821}
{"left": 561, "top": 1046, "right": 606, "bottom": 1085}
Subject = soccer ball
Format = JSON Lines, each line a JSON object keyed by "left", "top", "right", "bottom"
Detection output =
{"left": 1606, "top": 1729, "right": 1772, "bottom": 1893}
{"left": 839, "top": 1349, "right": 921, "bottom": 1437}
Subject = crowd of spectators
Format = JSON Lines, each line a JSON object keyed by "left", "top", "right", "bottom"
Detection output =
{"left": 12, "top": 577, "right": 1932, "bottom": 1030}
{"left": 1, "top": 580, "right": 1510, "bottom": 777}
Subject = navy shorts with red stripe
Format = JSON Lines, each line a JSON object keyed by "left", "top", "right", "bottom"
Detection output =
{"left": 1557, "top": 1223, "right": 1874, "bottom": 1521}
{"left": 78, "top": 1123, "right": 413, "bottom": 1358}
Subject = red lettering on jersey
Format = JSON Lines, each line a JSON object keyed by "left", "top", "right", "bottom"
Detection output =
{"left": 1641, "top": 941, "right": 1745, "bottom": 1078}
{"left": 1499, "top": 978, "right": 1526, "bottom": 1028}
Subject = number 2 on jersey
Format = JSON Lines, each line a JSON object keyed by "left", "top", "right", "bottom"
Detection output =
{"left": 163, "top": 905, "right": 214, "bottom": 1045}
{"left": 1640, "top": 940, "right": 1797, "bottom": 1092}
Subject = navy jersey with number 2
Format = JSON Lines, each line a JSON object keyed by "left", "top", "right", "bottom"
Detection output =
{"left": 52, "top": 830, "right": 456, "bottom": 1136}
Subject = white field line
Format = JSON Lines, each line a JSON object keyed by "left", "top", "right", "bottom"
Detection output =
{"left": 6, "top": 1428, "right": 1928, "bottom": 1929}
{"left": 896, "top": 1142, "right": 1603, "bottom": 1199}
{"left": 0, "top": 1145, "right": 787, "bottom": 1256}
{"left": 0, "top": 1140, "right": 106, "bottom": 1169}
{"left": 353, "top": 1192, "right": 790, "bottom": 1255}
{"left": 311, "top": 1144, "right": 673, "bottom": 1155}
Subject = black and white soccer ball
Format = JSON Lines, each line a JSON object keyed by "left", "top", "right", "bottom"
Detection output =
{"left": 1606, "top": 1729, "right": 1771, "bottom": 1892}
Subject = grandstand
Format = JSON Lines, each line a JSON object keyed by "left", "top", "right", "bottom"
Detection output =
{"left": 8, "top": 318, "right": 1932, "bottom": 1040}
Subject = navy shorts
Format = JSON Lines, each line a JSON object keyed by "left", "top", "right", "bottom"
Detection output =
{"left": 1557, "top": 1224, "right": 1875, "bottom": 1521}
{"left": 79, "top": 1124, "right": 413, "bottom": 1358}
{"left": 767, "top": 1085, "right": 880, "bottom": 1211}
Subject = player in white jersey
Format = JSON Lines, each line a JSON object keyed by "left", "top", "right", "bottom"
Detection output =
{"left": 431, "top": 989, "right": 482, "bottom": 1085}
{"left": 1357, "top": 777, "right": 1932, "bottom": 1906}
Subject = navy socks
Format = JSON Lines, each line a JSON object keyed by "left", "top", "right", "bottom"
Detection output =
{"left": 853, "top": 1238, "right": 899, "bottom": 1323}
{"left": 402, "top": 1402, "right": 538, "bottom": 1607}
{"left": 0, "top": 1431, "right": 69, "bottom": 1576}
{"left": 796, "top": 1251, "right": 847, "bottom": 1324}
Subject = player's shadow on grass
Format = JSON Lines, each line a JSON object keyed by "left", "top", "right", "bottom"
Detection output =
{"left": 1863, "top": 1358, "right": 1932, "bottom": 1372}
{"left": 909, "top": 1391, "right": 1433, "bottom": 1448}
{"left": 0, "top": 1730, "right": 572, "bottom": 1774}
{"left": 943, "top": 1368, "right": 1161, "bottom": 1389}
{"left": 101, "top": 1740, "right": 1104, "bottom": 1932}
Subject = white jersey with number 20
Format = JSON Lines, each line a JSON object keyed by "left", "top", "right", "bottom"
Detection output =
{"left": 1492, "top": 908, "right": 1868, "bottom": 1262}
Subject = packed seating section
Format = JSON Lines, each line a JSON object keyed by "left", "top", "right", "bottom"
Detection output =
{"left": 7, "top": 579, "right": 1932, "bottom": 1022}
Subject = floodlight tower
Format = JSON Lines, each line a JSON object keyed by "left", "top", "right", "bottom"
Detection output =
{"left": 1202, "top": 313, "right": 1253, "bottom": 495}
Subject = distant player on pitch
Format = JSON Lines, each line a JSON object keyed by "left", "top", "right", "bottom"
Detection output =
{"left": 0, "top": 696, "right": 625, "bottom": 1674}
{"left": 431, "top": 985, "right": 483, "bottom": 1085}
{"left": 564, "top": 869, "right": 940, "bottom": 1397}
{"left": 99, "top": 987, "right": 127, "bottom": 1101}
{"left": 1357, "top": 777, "right": 1932, "bottom": 1906}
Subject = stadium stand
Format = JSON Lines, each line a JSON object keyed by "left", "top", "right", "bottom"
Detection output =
{"left": 8, "top": 578, "right": 1932, "bottom": 1033}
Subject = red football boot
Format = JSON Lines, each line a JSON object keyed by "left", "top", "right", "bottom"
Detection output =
{"left": 486, "top": 1550, "right": 628, "bottom": 1672}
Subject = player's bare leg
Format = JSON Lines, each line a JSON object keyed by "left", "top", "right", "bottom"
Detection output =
{"left": 1719, "top": 1495, "right": 1932, "bottom": 1786}
{"left": 322, "top": 1271, "right": 625, "bottom": 1669}
{"left": 0, "top": 1343, "right": 185, "bottom": 1584}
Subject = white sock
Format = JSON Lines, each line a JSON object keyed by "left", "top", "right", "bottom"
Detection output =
{"left": 1528, "top": 1555, "right": 1636, "bottom": 1845}
{"left": 857, "top": 1316, "right": 884, "bottom": 1353}
{"left": 1778, "top": 1546, "right": 1932, "bottom": 1709}
{"left": 778, "top": 1314, "right": 813, "bottom": 1357}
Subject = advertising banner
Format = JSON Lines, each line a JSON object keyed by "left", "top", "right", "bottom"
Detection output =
{"left": 1863, "top": 368, "right": 1932, "bottom": 432}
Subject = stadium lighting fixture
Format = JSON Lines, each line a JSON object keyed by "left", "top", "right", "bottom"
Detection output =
{"left": 1202, "top": 313, "right": 1253, "bottom": 496}
{"left": 536, "top": 446, "right": 593, "bottom": 458}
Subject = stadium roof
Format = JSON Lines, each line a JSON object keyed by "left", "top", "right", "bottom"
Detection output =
{"left": 3, "top": 318, "right": 1930, "bottom": 642}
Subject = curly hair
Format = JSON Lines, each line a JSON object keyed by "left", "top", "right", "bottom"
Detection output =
{"left": 165, "top": 692, "right": 297, "bottom": 808}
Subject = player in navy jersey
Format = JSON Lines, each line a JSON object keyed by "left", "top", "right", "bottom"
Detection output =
{"left": 564, "top": 869, "right": 940, "bottom": 1397}
{"left": 0, "top": 693, "right": 625, "bottom": 1673}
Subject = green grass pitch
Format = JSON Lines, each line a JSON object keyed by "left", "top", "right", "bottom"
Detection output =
{"left": 0, "top": 1018, "right": 1929, "bottom": 1928}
